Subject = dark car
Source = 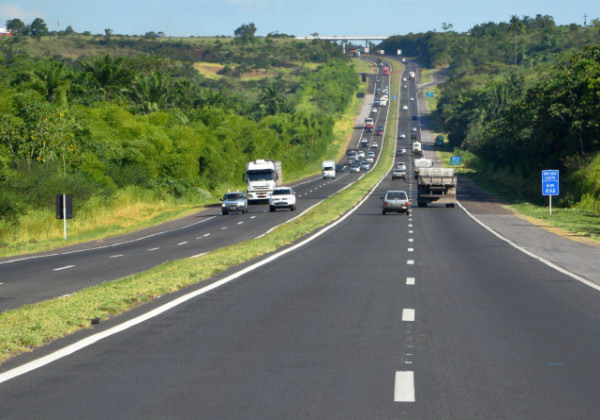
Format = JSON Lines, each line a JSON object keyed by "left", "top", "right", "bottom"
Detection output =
{"left": 412, "top": 115, "right": 418, "bottom": 120}
{"left": 375, "top": 126, "right": 384, "bottom": 136}
{"left": 335, "top": 164, "right": 346, "bottom": 172}
{"left": 411, "top": 133, "right": 417, "bottom": 139}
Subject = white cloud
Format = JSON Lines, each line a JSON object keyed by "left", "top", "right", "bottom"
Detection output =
{"left": 0, "top": 4, "right": 46, "bottom": 23}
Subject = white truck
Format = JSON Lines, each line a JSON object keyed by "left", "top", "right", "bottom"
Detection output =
{"left": 322, "top": 160, "right": 336, "bottom": 179}
{"left": 417, "top": 168, "right": 457, "bottom": 208}
{"left": 409, "top": 71, "right": 416, "bottom": 80}
{"left": 244, "top": 159, "right": 283, "bottom": 203}
{"left": 412, "top": 141, "right": 423, "bottom": 156}
{"left": 413, "top": 157, "right": 432, "bottom": 179}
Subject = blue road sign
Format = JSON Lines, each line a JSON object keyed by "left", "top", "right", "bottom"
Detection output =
{"left": 450, "top": 156, "right": 462, "bottom": 166}
{"left": 542, "top": 170, "right": 559, "bottom": 196}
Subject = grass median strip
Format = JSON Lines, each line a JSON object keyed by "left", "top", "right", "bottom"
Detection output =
{"left": 0, "top": 58, "right": 400, "bottom": 366}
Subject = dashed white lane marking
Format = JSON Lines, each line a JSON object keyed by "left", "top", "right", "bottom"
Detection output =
{"left": 221, "top": 227, "right": 228, "bottom": 230}
{"left": 109, "top": 255, "right": 124, "bottom": 258}
{"left": 237, "top": 221, "right": 244, "bottom": 225}
{"left": 407, "top": 260, "right": 414, "bottom": 265}
{"left": 408, "top": 224, "right": 413, "bottom": 227}
{"left": 394, "top": 371, "right": 416, "bottom": 402}
{"left": 177, "top": 241, "right": 188, "bottom": 246}
{"left": 408, "top": 248, "right": 414, "bottom": 252}
{"left": 251, "top": 216, "right": 257, "bottom": 219}
{"left": 53, "top": 265, "right": 75, "bottom": 271}
{"left": 406, "top": 277, "right": 415, "bottom": 285}
{"left": 148, "top": 247, "right": 160, "bottom": 251}
{"left": 409, "top": 230, "right": 414, "bottom": 234}
{"left": 0, "top": 283, "right": 3, "bottom": 285}
{"left": 409, "top": 238, "right": 414, "bottom": 242}
{"left": 203, "top": 233, "right": 211, "bottom": 237}
{"left": 402, "top": 308, "right": 415, "bottom": 322}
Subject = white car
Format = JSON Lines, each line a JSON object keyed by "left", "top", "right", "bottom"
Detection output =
{"left": 411, "top": 127, "right": 417, "bottom": 132}
{"left": 402, "top": 105, "right": 408, "bottom": 110}
{"left": 350, "top": 163, "right": 360, "bottom": 173}
{"left": 402, "top": 77, "right": 407, "bottom": 81}
{"left": 398, "top": 132, "right": 406, "bottom": 139}
{"left": 269, "top": 187, "right": 296, "bottom": 212}
{"left": 371, "top": 107, "right": 378, "bottom": 113}
{"left": 370, "top": 141, "right": 379, "bottom": 148}
{"left": 403, "top": 85, "right": 408, "bottom": 89}
{"left": 396, "top": 162, "right": 407, "bottom": 171}
{"left": 409, "top": 97, "right": 415, "bottom": 101}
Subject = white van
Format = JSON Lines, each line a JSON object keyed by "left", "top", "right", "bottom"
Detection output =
{"left": 322, "top": 160, "right": 336, "bottom": 179}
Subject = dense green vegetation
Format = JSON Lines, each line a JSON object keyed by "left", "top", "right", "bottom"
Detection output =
{"left": 0, "top": 28, "right": 359, "bottom": 246}
{"left": 380, "top": 16, "right": 600, "bottom": 211}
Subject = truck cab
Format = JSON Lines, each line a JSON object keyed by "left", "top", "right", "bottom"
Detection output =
{"left": 244, "top": 159, "right": 282, "bottom": 203}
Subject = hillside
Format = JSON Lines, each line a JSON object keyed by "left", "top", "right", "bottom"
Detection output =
{"left": 0, "top": 34, "right": 360, "bottom": 248}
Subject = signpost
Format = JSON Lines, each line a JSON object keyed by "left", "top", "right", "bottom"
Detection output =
{"left": 542, "top": 170, "right": 559, "bottom": 215}
{"left": 56, "top": 194, "right": 73, "bottom": 239}
{"left": 450, "top": 156, "right": 462, "bottom": 166}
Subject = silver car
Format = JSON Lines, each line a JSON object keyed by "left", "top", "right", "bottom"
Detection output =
{"left": 221, "top": 191, "right": 248, "bottom": 215}
{"left": 381, "top": 190, "right": 410, "bottom": 215}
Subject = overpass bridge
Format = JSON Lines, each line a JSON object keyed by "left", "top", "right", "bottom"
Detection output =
{"left": 294, "top": 35, "right": 389, "bottom": 53}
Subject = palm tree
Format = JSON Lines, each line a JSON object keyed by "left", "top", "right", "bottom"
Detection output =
{"left": 32, "top": 60, "right": 71, "bottom": 103}
{"left": 508, "top": 15, "right": 525, "bottom": 66}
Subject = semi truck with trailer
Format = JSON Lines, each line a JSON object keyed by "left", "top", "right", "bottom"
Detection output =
{"left": 244, "top": 159, "right": 282, "bottom": 203}
{"left": 417, "top": 167, "right": 457, "bottom": 208}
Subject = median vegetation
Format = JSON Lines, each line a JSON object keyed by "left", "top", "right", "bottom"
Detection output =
{"left": 0, "top": 56, "right": 399, "bottom": 365}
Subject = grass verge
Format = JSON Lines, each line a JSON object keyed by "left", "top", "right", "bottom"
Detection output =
{"left": 0, "top": 59, "right": 400, "bottom": 365}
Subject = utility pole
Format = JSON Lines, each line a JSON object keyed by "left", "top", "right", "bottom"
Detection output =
{"left": 584, "top": 13, "right": 588, "bottom": 27}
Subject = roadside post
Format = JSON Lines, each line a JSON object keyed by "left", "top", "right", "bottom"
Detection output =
{"left": 542, "top": 170, "right": 559, "bottom": 216}
{"left": 56, "top": 194, "right": 73, "bottom": 239}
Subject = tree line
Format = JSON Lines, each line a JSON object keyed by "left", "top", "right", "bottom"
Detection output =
{"left": 0, "top": 32, "right": 357, "bottom": 230}
{"left": 380, "top": 15, "right": 600, "bottom": 208}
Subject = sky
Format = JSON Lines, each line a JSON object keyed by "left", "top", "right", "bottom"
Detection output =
{"left": 0, "top": 0, "right": 597, "bottom": 37}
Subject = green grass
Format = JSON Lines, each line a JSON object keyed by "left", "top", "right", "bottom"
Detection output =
{"left": 0, "top": 57, "right": 401, "bottom": 365}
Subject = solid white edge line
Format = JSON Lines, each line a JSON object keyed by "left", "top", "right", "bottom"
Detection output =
{"left": 457, "top": 201, "right": 600, "bottom": 292}
{"left": 402, "top": 308, "right": 415, "bottom": 322}
{"left": 394, "top": 371, "right": 416, "bottom": 402}
{"left": 0, "top": 135, "right": 395, "bottom": 384}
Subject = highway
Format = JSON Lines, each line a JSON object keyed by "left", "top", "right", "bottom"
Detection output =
{"left": 0, "top": 60, "right": 392, "bottom": 312}
{"left": 2, "top": 60, "right": 600, "bottom": 419}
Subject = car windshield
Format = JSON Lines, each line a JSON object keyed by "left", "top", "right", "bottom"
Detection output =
{"left": 247, "top": 170, "right": 274, "bottom": 181}
{"left": 386, "top": 192, "right": 407, "bottom": 200}
{"left": 273, "top": 189, "right": 291, "bottom": 195}
{"left": 224, "top": 193, "right": 243, "bottom": 200}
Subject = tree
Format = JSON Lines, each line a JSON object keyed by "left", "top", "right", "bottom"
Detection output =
{"left": 234, "top": 23, "right": 257, "bottom": 43}
{"left": 508, "top": 15, "right": 524, "bottom": 65}
{"left": 64, "top": 25, "right": 76, "bottom": 35}
{"left": 144, "top": 31, "right": 158, "bottom": 39}
{"left": 6, "top": 18, "right": 25, "bottom": 36}
{"left": 30, "top": 18, "right": 48, "bottom": 38}
{"left": 258, "top": 80, "right": 288, "bottom": 116}
{"left": 104, "top": 28, "right": 113, "bottom": 42}
{"left": 30, "top": 60, "right": 71, "bottom": 103}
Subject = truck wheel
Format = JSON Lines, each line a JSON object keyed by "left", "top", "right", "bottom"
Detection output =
{"left": 242, "top": 208, "right": 247, "bottom": 214}
{"left": 418, "top": 202, "right": 426, "bottom": 208}
{"left": 269, "top": 206, "right": 275, "bottom": 212}
{"left": 382, "top": 209, "right": 386, "bottom": 215}
{"left": 290, "top": 205, "right": 296, "bottom": 211}
{"left": 406, "top": 210, "right": 410, "bottom": 216}
{"left": 450, "top": 204, "right": 455, "bottom": 208}
{"left": 222, "top": 209, "right": 228, "bottom": 215}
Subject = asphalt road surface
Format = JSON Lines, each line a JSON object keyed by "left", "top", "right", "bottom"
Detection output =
{"left": 2, "top": 61, "right": 599, "bottom": 420}
{"left": 0, "top": 59, "right": 392, "bottom": 312}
